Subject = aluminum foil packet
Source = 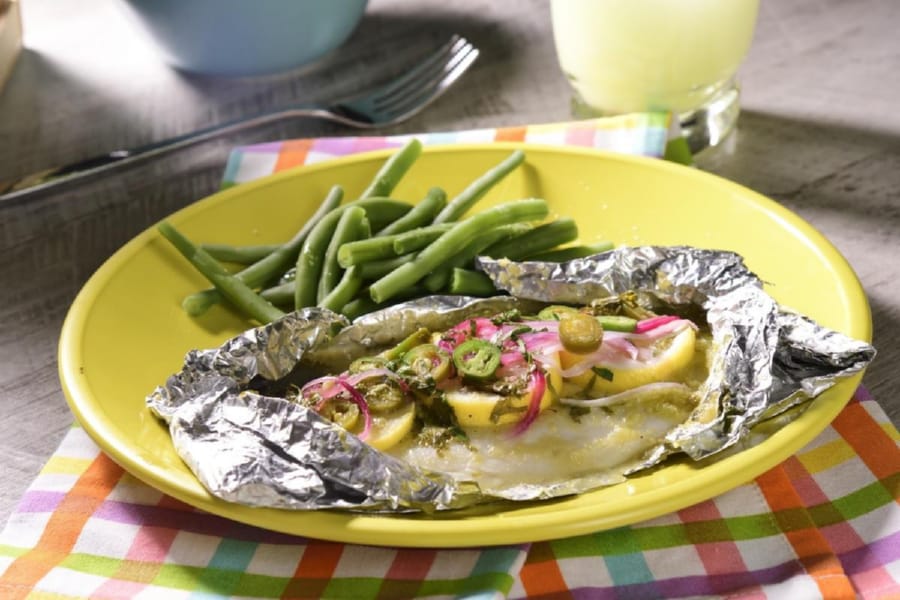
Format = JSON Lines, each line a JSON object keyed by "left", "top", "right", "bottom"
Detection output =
{"left": 146, "top": 246, "right": 875, "bottom": 513}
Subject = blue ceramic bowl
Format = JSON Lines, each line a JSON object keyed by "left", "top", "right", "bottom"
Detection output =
{"left": 120, "top": 0, "right": 368, "bottom": 77}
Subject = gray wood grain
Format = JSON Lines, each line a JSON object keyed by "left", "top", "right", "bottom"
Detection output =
{"left": 1, "top": 0, "right": 897, "bottom": 528}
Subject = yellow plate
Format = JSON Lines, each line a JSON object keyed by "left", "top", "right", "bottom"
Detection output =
{"left": 58, "top": 144, "right": 871, "bottom": 547}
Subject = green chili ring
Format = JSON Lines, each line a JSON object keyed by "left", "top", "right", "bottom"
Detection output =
{"left": 403, "top": 343, "right": 451, "bottom": 382}
{"left": 452, "top": 339, "right": 502, "bottom": 381}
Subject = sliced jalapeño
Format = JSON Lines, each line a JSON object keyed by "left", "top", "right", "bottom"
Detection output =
{"left": 452, "top": 339, "right": 502, "bottom": 380}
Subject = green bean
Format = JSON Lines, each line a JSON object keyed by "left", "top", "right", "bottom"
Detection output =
{"left": 525, "top": 241, "right": 615, "bottom": 262}
{"left": 349, "top": 198, "right": 414, "bottom": 231}
{"left": 359, "top": 138, "right": 423, "bottom": 199}
{"left": 337, "top": 224, "right": 451, "bottom": 268}
{"left": 318, "top": 206, "right": 369, "bottom": 302}
{"left": 390, "top": 223, "right": 454, "bottom": 255}
{"left": 357, "top": 252, "right": 417, "bottom": 281}
{"left": 375, "top": 187, "right": 446, "bottom": 236}
{"left": 260, "top": 282, "right": 294, "bottom": 307}
{"left": 200, "top": 243, "right": 281, "bottom": 264}
{"left": 158, "top": 221, "right": 285, "bottom": 324}
{"left": 369, "top": 198, "right": 549, "bottom": 303}
{"left": 293, "top": 199, "right": 412, "bottom": 309}
{"left": 449, "top": 268, "right": 497, "bottom": 296}
{"left": 181, "top": 291, "right": 218, "bottom": 317}
{"left": 318, "top": 266, "right": 364, "bottom": 313}
{"left": 336, "top": 238, "right": 396, "bottom": 268}
{"left": 432, "top": 150, "right": 525, "bottom": 224}
{"left": 483, "top": 217, "right": 579, "bottom": 260}
{"left": 422, "top": 222, "right": 532, "bottom": 292}
{"left": 340, "top": 295, "right": 382, "bottom": 320}
{"left": 181, "top": 186, "right": 343, "bottom": 316}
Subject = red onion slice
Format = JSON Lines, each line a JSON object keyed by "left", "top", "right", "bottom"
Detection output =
{"left": 635, "top": 315, "right": 682, "bottom": 334}
{"left": 309, "top": 378, "right": 373, "bottom": 441}
{"left": 512, "top": 368, "right": 546, "bottom": 436}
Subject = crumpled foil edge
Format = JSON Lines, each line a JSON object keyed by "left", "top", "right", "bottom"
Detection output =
{"left": 146, "top": 246, "right": 875, "bottom": 512}
{"left": 476, "top": 246, "right": 875, "bottom": 460}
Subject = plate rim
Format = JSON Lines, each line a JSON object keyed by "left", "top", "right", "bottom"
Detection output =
{"left": 57, "top": 142, "right": 872, "bottom": 547}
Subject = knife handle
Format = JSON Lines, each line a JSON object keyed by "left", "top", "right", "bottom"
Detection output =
{"left": 0, "top": 108, "right": 308, "bottom": 202}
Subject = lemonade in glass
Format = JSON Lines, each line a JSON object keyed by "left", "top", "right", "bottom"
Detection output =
{"left": 550, "top": 0, "right": 759, "bottom": 150}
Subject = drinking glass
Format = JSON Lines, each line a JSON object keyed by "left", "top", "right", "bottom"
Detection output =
{"left": 550, "top": 0, "right": 759, "bottom": 151}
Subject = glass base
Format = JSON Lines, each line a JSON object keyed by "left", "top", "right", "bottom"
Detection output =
{"left": 569, "top": 80, "right": 741, "bottom": 156}
{"left": 678, "top": 83, "right": 741, "bottom": 155}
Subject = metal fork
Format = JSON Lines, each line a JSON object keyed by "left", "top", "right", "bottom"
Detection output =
{"left": 0, "top": 36, "right": 479, "bottom": 201}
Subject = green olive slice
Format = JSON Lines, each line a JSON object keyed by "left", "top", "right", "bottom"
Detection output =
{"left": 558, "top": 312, "right": 604, "bottom": 354}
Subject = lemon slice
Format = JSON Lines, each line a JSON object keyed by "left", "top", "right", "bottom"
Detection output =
{"left": 364, "top": 402, "right": 416, "bottom": 451}
{"left": 560, "top": 326, "right": 697, "bottom": 397}
{"left": 446, "top": 357, "right": 562, "bottom": 427}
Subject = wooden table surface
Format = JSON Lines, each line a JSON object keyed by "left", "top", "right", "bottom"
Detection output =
{"left": 1, "top": 0, "right": 897, "bottom": 526}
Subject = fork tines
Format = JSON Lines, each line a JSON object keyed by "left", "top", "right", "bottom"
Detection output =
{"left": 372, "top": 36, "right": 480, "bottom": 118}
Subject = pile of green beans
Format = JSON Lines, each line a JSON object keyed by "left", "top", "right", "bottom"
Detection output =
{"left": 158, "top": 139, "right": 614, "bottom": 324}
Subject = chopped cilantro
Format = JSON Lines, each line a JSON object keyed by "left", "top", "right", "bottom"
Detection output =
{"left": 591, "top": 366, "right": 614, "bottom": 381}
{"left": 491, "top": 309, "right": 522, "bottom": 325}
{"left": 568, "top": 405, "right": 590, "bottom": 422}
{"left": 508, "top": 325, "right": 533, "bottom": 339}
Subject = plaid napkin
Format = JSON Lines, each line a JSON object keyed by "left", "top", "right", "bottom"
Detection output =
{"left": 220, "top": 113, "right": 677, "bottom": 188}
{"left": 2, "top": 117, "right": 898, "bottom": 599}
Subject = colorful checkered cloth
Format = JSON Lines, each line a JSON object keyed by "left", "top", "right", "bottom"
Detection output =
{"left": 220, "top": 114, "right": 675, "bottom": 188}
{"left": 1, "top": 389, "right": 896, "bottom": 599}
{"left": 2, "top": 118, "right": 898, "bottom": 599}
